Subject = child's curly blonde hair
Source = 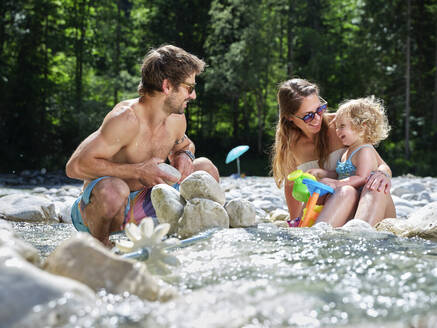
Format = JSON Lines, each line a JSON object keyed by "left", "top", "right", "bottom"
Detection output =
{"left": 336, "top": 96, "right": 391, "bottom": 146}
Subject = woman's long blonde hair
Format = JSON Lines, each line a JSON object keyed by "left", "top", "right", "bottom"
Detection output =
{"left": 271, "top": 78, "right": 330, "bottom": 187}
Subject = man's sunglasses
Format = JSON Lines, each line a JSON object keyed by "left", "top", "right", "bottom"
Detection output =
{"left": 180, "top": 82, "right": 196, "bottom": 94}
{"left": 292, "top": 99, "right": 328, "bottom": 124}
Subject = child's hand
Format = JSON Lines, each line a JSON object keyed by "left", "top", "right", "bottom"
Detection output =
{"left": 306, "top": 168, "right": 328, "bottom": 180}
{"left": 320, "top": 178, "right": 338, "bottom": 189}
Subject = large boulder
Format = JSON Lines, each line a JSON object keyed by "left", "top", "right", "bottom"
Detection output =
{"left": 178, "top": 198, "right": 229, "bottom": 238}
{"left": 0, "top": 193, "right": 58, "bottom": 223}
{"left": 0, "top": 246, "right": 95, "bottom": 328}
{"left": 225, "top": 198, "right": 256, "bottom": 228}
{"left": 180, "top": 171, "right": 225, "bottom": 205}
{"left": 151, "top": 184, "right": 185, "bottom": 234}
{"left": 375, "top": 201, "right": 437, "bottom": 241}
{"left": 44, "top": 233, "right": 175, "bottom": 301}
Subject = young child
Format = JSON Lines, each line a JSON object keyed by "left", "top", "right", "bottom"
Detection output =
{"left": 308, "top": 96, "right": 391, "bottom": 190}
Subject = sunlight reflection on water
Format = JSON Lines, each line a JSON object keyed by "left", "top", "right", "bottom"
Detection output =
{"left": 12, "top": 221, "right": 437, "bottom": 327}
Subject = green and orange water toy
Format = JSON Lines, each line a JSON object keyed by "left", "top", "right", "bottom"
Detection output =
{"left": 287, "top": 169, "right": 334, "bottom": 227}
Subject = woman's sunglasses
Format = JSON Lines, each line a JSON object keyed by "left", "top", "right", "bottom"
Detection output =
{"left": 292, "top": 99, "right": 328, "bottom": 124}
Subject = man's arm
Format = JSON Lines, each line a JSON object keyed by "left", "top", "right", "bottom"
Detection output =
{"left": 66, "top": 108, "right": 141, "bottom": 181}
{"left": 164, "top": 114, "right": 196, "bottom": 181}
{"left": 66, "top": 107, "right": 176, "bottom": 188}
{"left": 168, "top": 134, "right": 196, "bottom": 181}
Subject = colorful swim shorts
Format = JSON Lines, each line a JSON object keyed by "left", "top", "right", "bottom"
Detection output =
{"left": 71, "top": 176, "right": 157, "bottom": 233}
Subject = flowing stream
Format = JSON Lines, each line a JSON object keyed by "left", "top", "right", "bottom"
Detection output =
{"left": 12, "top": 221, "right": 437, "bottom": 327}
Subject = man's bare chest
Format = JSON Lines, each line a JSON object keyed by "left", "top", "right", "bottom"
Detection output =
{"left": 115, "top": 129, "right": 176, "bottom": 163}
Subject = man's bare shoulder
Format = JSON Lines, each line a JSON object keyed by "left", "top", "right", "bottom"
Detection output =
{"left": 101, "top": 99, "right": 141, "bottom": 139}
{"left": 105, "top": 99, "right": 139, "bottom": 124}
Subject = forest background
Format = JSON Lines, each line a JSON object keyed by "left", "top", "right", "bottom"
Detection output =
{"left": 1, "top": 0, "right": 436, "bottom": 177}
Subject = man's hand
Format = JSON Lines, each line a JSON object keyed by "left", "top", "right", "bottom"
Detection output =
{"left": 171, "top": 152, "right": 194, "bottom": 182}
{"left": 365, "top": 171, "right": 391, "bottom": 194}
{"left": 136, "top": 158, "right": 179, "bottom": 188}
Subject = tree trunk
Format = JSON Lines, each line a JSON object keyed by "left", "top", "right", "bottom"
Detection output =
{"left": 232, "top": 94, "right": 240, "bottom": 139}
{"left": 113, "top": 0, "right": 121, "bottom": 105}
{"left": 256, "top": 71, "right": 269, "bottom": 155}
{"left": 287, "top": 0, "right": 293, "bottom": 77}
{"left": 433, "top": 23, "right": 437, "bottom": 126}
{"left": 242, "top": 93, "right": 250, "bottom": 143}
{"left": 256, "top": 92, "right": 264, "bottom": 154}
{"left": 405, "top": 0, "right": 411, "bottom": 159}
{"left": 75, "top": 0, "right": 89, "bottom": 116}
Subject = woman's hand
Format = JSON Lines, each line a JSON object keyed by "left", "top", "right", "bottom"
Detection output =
{"left": 365, "top": 171, "right": 391, "bottom": 194}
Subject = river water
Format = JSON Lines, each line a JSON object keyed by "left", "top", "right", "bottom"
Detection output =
{"left": 12, "top": 221, "right": 437, "bottom": 327}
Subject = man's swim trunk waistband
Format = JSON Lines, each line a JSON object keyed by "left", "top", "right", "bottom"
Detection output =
{"left": 71, "top": 176, "right": 157, "bottom": 233}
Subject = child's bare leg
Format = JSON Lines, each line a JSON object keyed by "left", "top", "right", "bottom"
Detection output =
{"left": 316, "top": 186, "right": 359, "bottom": 227}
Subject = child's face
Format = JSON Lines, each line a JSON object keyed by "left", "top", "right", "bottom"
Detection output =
{"left": 335, "top": 116, "right": 361, "bottom": 147}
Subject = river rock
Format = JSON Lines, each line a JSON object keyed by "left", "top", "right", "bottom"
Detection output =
{"left": 394, "top": 205, "right": 415, "bottom": 218}
{"left": 180, "top": 171, "right": 225, "bottom": 205}
{"left": 158, "top": 163, "right": 181, "bottom": 185}
{"left": 151, "top": 184, "right": 185, "bottom": 234}
{"left": 225, "top": 198, "right": 256, "bottom": 228}
{"left": 375, "top": 202, "right": 437, "bottom": 241}
{"left": 44, "top": 232, "right": 174, "bottom": 301}
{"left": 0, "top": 246, "right": 96, "bottom": 328}
{"left": 52, "top": 196, "right": 76, "bottom": 224}
{"left": 391, "top": 181, "right": 426, "bottom": 197}
{"left": 0, "top": 193, "right": 58, "bottom": 223}
{"left": 178, "top": 198, "right": 229, "bottom": 238}
{"left": 0, "top": 219, "right": 41, "bottom": 265}
{"left": 269, "top": 208, "right": 290, "bottom": 222}
{"left": 341, "top": 219, "right": 374, "bottom": 231}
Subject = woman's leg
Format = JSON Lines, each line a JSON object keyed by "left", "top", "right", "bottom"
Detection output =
{"left": 354, "top": 188, "right": 396, "bottom": 226}
{"left": 316, "top": 185, "right": 359, "bottom": 227}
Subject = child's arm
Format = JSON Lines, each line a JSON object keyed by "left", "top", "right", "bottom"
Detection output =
{"left": 306, "top": 168, "right": 337, "bottom": 180}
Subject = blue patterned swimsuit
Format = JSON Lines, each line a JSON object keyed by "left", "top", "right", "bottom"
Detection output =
{"left": 336, "top": 144, "right": 373, "bottom": 179}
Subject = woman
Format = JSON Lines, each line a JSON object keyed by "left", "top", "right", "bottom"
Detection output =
{"left": 271, "top": 78, "right": 395, "bottom": 227}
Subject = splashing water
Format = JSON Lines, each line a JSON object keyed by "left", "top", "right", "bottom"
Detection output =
{"left": 12, "top": 221, "right": 437, "bottom": 327}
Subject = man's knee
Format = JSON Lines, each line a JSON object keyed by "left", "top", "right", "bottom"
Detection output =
{"left": 91, "top": 178, "right": 130, "bottom": 219}
{"left": 193, "top": 157, "right": 220, "bottom": 182}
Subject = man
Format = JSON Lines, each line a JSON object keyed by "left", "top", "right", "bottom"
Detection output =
{"left": 66, "top": 45, "right": 219, "bottom": 247}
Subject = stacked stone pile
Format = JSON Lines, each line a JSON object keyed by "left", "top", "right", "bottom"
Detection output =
{"left": 151, "top": 170, "right": 257, "bottom": 238}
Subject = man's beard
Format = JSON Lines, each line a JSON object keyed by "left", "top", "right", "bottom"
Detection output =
{"left": 164, "top": 96, "right": 189, "bottom": 115}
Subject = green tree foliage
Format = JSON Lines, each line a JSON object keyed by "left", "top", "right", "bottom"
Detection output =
{"left": 0, "top": 0, "right": 436, "bottom": 176}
